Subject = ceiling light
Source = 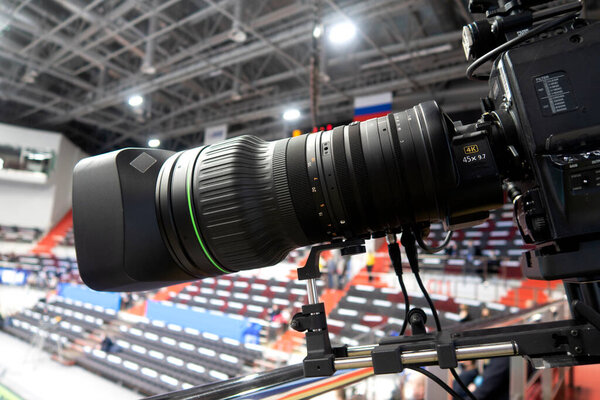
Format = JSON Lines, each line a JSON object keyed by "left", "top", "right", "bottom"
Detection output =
{"left": 328, "top": 21, "right": 356, "bottom": 44}
{"left": 283, "top": 109, "right": 301, "bottom": 121}
{"left": 128, "top": 95, "right": 144, "bottom": 107}
{"left": 313, "top": 25, "right": 323, "bottom": 38}
{"left": 141, "top": 64, "right": 156, "bottom": 75}
{"left": 229, "top": 28, "right": 247, "bottom": 43}
{"left": 26, "top": 152, "right": 51, "bottom": 161}
{"left": 148, "top": 138, "right": 161, "bottom": 148}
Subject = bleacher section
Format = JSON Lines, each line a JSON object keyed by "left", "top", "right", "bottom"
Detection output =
{"left": 79, "top": 318, "right": 263, "bottom": 395}
{"left": 428, "top": 203, "right": 527, "bottom": 259}
{"left": 327, "top": 284, "right": 518, "bottom": 347}
{"left": 3, "top": 286, "right": 266, "bottom": 396}
{"left": 59, "top": 227, "right": 74, "bottom": 247}
{"left": 0, "top": 253, "right": 80, "bottom": 286}
{"left": 4, "top": 297, "right": 117, "bottom": 353}
{"left": 415, "top": 204, "right": 530, "bottom": 278}
{"left": 0, "top": 225, "right": 42, "bottom": 243}
{"left": 169, "top": 275, "right": 323, "bottom": 322}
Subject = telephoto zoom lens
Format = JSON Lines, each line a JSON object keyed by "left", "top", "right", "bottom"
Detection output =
{"left": 73, "top": 101, "right": 500, "bottom": 291}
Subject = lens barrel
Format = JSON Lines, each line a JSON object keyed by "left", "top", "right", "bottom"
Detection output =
{"left": 155, "top": 101, "right": 457, "bottom": 278}
{"left": 75, "top": 101, "right": 498, "bottom": 290}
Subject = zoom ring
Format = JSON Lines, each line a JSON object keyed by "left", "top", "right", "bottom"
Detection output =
{"left": 191, "top": 136, "right": 306, "bottom": 271}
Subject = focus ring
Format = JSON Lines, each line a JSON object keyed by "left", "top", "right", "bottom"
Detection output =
{"left": 347, "top": 122, "right": 377, "bottom": 232}
{"left": 286, "top": 134, "right": 328, "bottom": 242}
{"left": 332, "top": 125, "right": 361, "bottom": 237}
{"left": 272, "top": 139, "right": 309, "bottom": 246}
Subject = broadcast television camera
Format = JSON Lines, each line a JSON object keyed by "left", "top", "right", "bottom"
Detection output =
{"left": 73, "top": 0, "right": 600, "bottom": 387}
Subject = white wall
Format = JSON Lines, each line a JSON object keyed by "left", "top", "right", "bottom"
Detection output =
{"left": 0, "top": 123, "right": 86, "bottom": 230}
{"left": 51, "top": 135, "right": 87, "bottom": 225}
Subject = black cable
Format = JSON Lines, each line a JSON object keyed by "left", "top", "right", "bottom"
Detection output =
{"left": 415, "top": 267, "right": 477, "bottom": 400}
{"left": 387, "top": 239, "right": 410, "bottom": 335}
{"left": 403, "top": 229, "right": 477, "bottom": 400}
{"left": 466, "top": 12, "right": 579, "bottom": 80}
{"left": 415, "top": 230, "right": 454, "bottom": 254}
{"left": 398, "top": 278, "right": 410, "bottom": 336}
{"left": 406, "top": 367, "right": 463, "bottom": 399}
{"left": 450, "top": 366, "right": 475, "bottom": 400}
{"left": 414, "top": 270, "right": 441, "bottom": 331}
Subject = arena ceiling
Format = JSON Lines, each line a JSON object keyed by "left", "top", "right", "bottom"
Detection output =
{"left": 0, "top": 0, "right": 598, "bottom": 153}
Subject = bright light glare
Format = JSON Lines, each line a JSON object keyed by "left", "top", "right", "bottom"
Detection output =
{"left": 312, "top": 25, "right": 323, "bottom": 38}
{"left": 128, "top": 95, "right": 144, "bottom": 107}
{"left": 328, "top": 21, "right": 356, "bottom": 44}
{"left": 283, "top": 109, "right": 301, "bottom": 121}
{"left": 148, "top": 138, "right": 161, "bottom": 148}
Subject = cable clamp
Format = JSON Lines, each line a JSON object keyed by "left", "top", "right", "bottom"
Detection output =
{"left": 436, "top": 332, "right": 458, "bottom": 369}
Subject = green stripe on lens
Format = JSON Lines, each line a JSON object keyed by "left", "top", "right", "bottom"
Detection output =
{"left": 186, "top": 167, "right": 230, "bottom": 274}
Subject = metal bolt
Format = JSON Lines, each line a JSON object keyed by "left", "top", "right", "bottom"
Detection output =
{"left": 340, "top": 220, "right": 346, "bottom": 224}
{"left": 570, "top": 329, "right": 579, "bottom": 337}
{"left": 574, "top": 346, "right": 582, "bottom": 354}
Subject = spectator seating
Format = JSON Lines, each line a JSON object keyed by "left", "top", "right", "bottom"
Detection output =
{"left": 427, "top": 203, "right": 529, "bottom": 259}
{"left": 168, "top": 275, "right": 321, "bottom": 322}
{"left": 0, "top": 225, "right": 42, "bottom": 243}
{"left": 59, "top": 227, "right": 75, "bottom": 247}
{"left": 4, "top": 292, "right": 264, "bottom": 396}
{"left": 1, "top": 253, "right": 78, "bottom": 273}
{"left": 78, "top": 318, "right": 263, "bottom": 395}
{"left": 414, "top": 204, "right": 531, "bottom": 278}
{"left": 326, "top": 284, "right": 517, "bottom": 347}
{"left": 4, "top": 296, "right": 117, "bottom": 352}
{"left": 0, "top": 253, "right": 81, "bottom": 287}
{"left": 166, "top": 272, "right": 519, "bottom": 349}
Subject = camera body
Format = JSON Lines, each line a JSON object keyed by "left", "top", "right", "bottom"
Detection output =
{"left": 482, "top": 20, "right": 600, "bottom": 280}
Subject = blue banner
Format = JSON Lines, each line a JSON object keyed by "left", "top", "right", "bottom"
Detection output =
{"left": 58, "top": 283, "right": 121, "bottom": 311}
{"left": 0, "top": 268, "right": 29, "bottom": 286}
{"left": 146, "top": 300, "right": 261, "bottom": 343}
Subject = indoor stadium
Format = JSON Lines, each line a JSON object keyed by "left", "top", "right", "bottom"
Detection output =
{"left": 0, "top": 1, "right": 599, "bottom": 399}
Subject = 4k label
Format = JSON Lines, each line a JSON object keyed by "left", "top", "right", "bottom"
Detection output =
{"left": 464, "top": 144, "right": 479, "bottom": 154}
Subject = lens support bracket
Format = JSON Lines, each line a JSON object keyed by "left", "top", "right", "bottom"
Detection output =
{"left": 290, "top": 239, "right": 365, "bottom": 377}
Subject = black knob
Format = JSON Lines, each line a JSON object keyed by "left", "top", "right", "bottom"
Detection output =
{"left": 407, "top": 308, "right": 428, "bottom": 335}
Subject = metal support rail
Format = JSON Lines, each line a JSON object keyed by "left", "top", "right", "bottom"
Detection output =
{"left": 336, "top": 341, "right": 517, "bottom": 369}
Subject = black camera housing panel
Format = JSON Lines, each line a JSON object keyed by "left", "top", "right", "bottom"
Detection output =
{"left": 500, "top": 21, "right": 600, "bottom": 157}
{"left": 487, "top": 21, "right": 600, "bottom": 279}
